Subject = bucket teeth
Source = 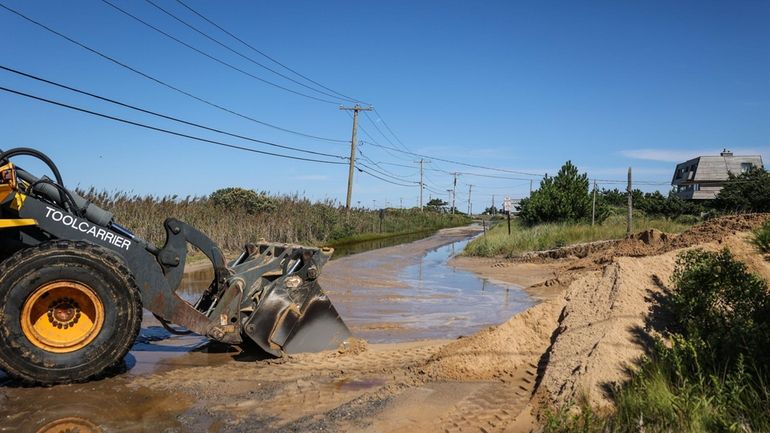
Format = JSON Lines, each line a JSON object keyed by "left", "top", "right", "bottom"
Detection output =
{"left": 213, "top": 242, "right": 351, "bottom": 355}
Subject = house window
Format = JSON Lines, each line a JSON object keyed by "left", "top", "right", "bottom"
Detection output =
{"left": 741, "top": 163, "right": 754, "bottom": 173}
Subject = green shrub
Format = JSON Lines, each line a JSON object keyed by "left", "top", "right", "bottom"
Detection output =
{"left": 674, "top": 214, "right": 699, "bottom": 225}
{"left": 669, "top": 249, "right": 770, "bottom": 368}
{"left": 751, "top": 221, "right": 770, "bottom": 254}
{"left": 210, "top": 187, "right": 276, "bottom": 214}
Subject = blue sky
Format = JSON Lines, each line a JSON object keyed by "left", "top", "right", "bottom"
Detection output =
{"left": 2, "top": 0, "right": 769, "bottom": 210}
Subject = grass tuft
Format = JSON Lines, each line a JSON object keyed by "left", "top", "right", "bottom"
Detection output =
{"left": 464, "top": 214, "right": 692, "bottom": 258}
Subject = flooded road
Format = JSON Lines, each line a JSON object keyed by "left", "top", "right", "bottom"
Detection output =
{"left": 325, "top": 232, "right": 534, "bottom": 342}
{"left": 0, "top": 225, "right": 536, "bottom": 432}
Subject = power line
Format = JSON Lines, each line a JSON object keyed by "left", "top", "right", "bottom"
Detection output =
{"left": 0, "top": 2, "right": 347, "bottom": 143}
{"left": 0, "top": 65, "right": 346, "bottom": 160}
{"left": 357, "top": 162, "right": 418, "bottom": 186}
{"left": 356, "top": 165, "right": 417, "bottom": 187}
{"left": 99, "top": 0, "right": 341, "bottom": 104}
{"left": 362, "top": 141, "right": 676, "bottom": 186}
{"left": 0, "top": 86, "right": 347, "bottom": 165}
{"left": 363, "top": 110, "right": 399, "bottom": 149}
{"left": 363, "top": 140, "right": 545, "bottom": 177}
{"left": 143, "top": 0, "right": 355, "bottom": 103}
{"left": 372, "top": 107, "right": 411, "bottom": 153}
{"left": 174, "top": 0, "right": 367, "bottom": 105}
{"left": 344, "top": 112, "right": 412, "bottom": 162}
{"left": 358, "top": 149, "right": 417, "bottom": 178}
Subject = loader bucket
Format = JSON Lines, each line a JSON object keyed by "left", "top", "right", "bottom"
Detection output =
{"left": 215, "top": 242, "right": 351, "bottom": 356}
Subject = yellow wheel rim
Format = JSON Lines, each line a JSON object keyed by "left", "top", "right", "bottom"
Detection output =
{"left": 21, "top": 280, "right": 105, "bottom": 353}
{"left": 35, "top": 416, "right": 102, "bottom": 433}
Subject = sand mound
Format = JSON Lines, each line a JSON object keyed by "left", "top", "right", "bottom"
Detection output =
{"left": 537, "top": 253, "right": 677, "bottom": 407}
{"left": 427, "top": 299, "right": 565, "bottom": 381}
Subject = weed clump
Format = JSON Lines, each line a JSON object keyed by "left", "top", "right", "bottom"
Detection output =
{"left": 751, "top": 221, "right": 770, "bottom": 254}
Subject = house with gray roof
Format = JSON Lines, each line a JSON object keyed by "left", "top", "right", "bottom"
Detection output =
{"left": 671, "top": 150, "right": 764, "bottom": 200}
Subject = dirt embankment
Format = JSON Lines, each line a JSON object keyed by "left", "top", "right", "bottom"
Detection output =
{"left": 454, "top": 213, "right": 770, "bottom": 412}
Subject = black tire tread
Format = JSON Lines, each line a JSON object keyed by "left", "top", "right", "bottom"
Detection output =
{"left": 0, "top": 240, "right": 142, "bottom": 385}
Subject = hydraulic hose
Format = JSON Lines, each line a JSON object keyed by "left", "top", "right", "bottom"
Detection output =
{"left": 0, "top": 147, "right": 115, "bottom": 226}
{"left": 0, "top": 147, "right": 68, "bottom": 208}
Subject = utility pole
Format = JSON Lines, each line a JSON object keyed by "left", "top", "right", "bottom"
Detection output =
{"left": 591, "top": 179, "right": 597, "bottom": 226}
{"left": 339, "top": 104, "right": 372, "bottom": 210}
{"left": 467, "top": 184, "right": 474, "bottom": 215}
{"left": 446, "top": 189, "right": 453, "bottom": 213}
{"left": 451, "top": 172, "right": 460, "bottom": 214}
{"left": 492, "top": 194, "right": 495, "bottom": 215}
{"left": 627, "top": 167, "right": 633, "bottom": 236}
{"left": 529, "top": 179, "right": 533, "bottom": 195}
{"left": 416, "top": 158, "right": 431, "bottom": 211}
{"left": 400, "top": 197, "right": 403, "bottom": 209}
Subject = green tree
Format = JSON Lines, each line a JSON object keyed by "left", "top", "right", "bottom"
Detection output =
{"left": 425, "top": 198, "right": 448, "bottom": 212}
{"left": 518, "top": 161, "right": 590, "bottom": 225}
{"left": 713, "top": 168, "right": 770, "bottom": 212}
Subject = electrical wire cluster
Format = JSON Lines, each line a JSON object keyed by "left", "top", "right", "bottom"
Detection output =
{"left": 0, "top": 1, "right": 676, "bottom": 207}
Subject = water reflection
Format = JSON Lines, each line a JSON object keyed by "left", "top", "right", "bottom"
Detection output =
{"left": 330, "top": 230, "right": 436, "bottom": 258}
{"left": 332, "top": 234, "right": 535, "bottom": 343}
{"left": 1, "top": 376, "right": 193, "bottom": 433}
{"left": 390, "top": 238, "right": 533, "bottom": 339}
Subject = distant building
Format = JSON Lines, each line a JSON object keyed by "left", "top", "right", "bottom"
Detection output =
{"left": 672, "top": 149, "right": 764, "bottom": 200}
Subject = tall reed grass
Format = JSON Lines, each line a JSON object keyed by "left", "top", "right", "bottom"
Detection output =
{"left": 79, "top": 189, "right": 470, "bottom": 254}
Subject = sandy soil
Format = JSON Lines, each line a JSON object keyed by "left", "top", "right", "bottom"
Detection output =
{"left": 3, "top": 215, "right": 768, "bottom": 433}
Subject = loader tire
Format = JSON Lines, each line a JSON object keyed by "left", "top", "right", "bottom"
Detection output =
{"left": 0, "top": 241, "right": 142, "bottom": 385}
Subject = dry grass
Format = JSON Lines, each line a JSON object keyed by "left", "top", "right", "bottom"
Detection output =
{"left": 81, "top": 189, "right": 470, "bottom": 254}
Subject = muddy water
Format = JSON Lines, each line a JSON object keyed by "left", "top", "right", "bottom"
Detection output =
{"left": 0, "top": 318, "right": 241, "bottom": 432}
{"left": 329, "top": 230, "right": 436, "bottom": 258}
{"left": 326, "top": 233, "right": 535, "bottom": 342}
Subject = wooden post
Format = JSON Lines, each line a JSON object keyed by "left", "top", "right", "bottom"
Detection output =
{"left": 507, "top": 211, "right": 511, "bottom": 235}
{"left": 340, "top": 105, "right": 372, "bottom": 210}
{"left": 591, "top": 179, "right": 597, "bottom": 226}
{"left": 627, "top": 167, "right": 633, "bottom": 236}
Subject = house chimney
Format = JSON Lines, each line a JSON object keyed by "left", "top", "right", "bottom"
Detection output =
{"left": 720, "top": 148, "right": 733, "bottom": 157}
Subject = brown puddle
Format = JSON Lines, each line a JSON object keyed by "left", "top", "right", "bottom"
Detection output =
{"left": 333, "top": 377, "right": 387, "bottom": 392}
{"left": 0, "top": 312, "right": 243, "bottom": 432}
{"left": 1, "top": 378, "right": 195, "bottom": 433}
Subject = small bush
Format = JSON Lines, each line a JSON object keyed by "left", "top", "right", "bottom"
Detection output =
{"left": 669, "top": 248, "right": 770, "bottom": 367}
{"left": 673, "top": 214, "right": 699, "bottom": 225}
{"left": 210, "top": 187, "right": 276, "bottom": 214}
{"left": 751, "top": 221, "right": 770, "bottom": 254}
